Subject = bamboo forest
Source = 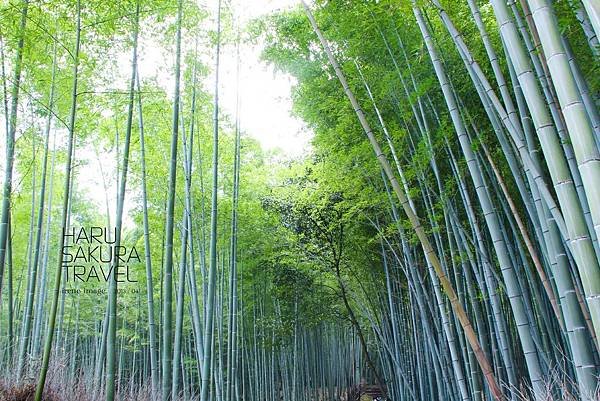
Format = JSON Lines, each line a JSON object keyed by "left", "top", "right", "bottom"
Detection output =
{"left": 2, "top": 0, "right": 600, "bottom": 400}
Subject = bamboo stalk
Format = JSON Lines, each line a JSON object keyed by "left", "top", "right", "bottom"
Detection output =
{"left": 301, "top": 3, "right": 503, "bottom": 400}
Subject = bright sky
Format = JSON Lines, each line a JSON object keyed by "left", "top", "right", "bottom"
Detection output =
{"left": 219, "top": 0, "right": 311, "bottom": 158}
{"left": 134, "top": 0, "right": 311, "bottom": 158}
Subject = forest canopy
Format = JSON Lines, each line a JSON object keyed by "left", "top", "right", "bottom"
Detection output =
{"left": 0, "top": 0, "right": 600, "bottom": 401}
